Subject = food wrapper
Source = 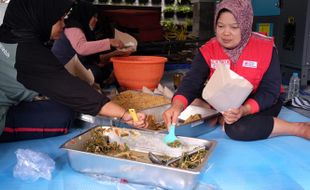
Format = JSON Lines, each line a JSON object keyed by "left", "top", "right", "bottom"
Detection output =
{"left": 64, "top": 55, "right": 95, "bottom": 85}
{"left": 202, "top": 63, "right": 253, "bottom": 112}
{"left": 142, "top": 84, "right": 174, "bottom": 99}
{"left": 115, "top": 29, "right": 137, "bottom": 52}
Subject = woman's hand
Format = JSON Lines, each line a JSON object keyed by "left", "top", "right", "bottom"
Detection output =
{"left": 222, "top": 108, "right": 243, "bottom": 124}
{"left": 112, "top": 48, "right": 133, "bottom": 56}
{"left": 122, "top": 111, "right": 148, "bottom": 128}
{"left": 162, "top": 99, "right": 184, "bottom": 128}
{"left": 109, "top": 39, "right": 124, "bottom": 49}
{"left": 99, "top": 48, "right": 133, "bottom": 62}
{"left": 222, "top": 105, "right": 251, "bottom": 124}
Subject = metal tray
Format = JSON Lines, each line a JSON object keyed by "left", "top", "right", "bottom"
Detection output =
{"left": 123, "top": 104, "right": 219, "bottom": 137}
{"left": 61, "top": 126, "right": 216, "bottom": 190}
{"left": 76, "top": 104, "right": 219, "bottom": 137}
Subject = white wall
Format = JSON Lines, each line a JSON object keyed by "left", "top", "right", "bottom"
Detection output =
{"left": 0, "top": 3, "right": 8, "bottom": 25}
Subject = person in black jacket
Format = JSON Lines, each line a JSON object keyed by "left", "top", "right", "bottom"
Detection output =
{"left": 0, "top": 0, "right": 146, "bottom": 142}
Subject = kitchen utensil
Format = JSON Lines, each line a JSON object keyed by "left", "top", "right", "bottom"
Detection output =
{"left": 128, "top": 108, "right": 138, "bottom": 122}
{"left": 148, "top": 145, "right": 207, "bottom": 166}
{"left": 164, "top": 123, "right": 177, "bottom": 144}
{"left": 148, "top": 152, "right": 182, "bottom": 166}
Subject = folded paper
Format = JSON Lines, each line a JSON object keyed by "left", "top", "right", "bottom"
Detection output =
{"left": 114, "top": 29, "right": 138, "bottom": 52}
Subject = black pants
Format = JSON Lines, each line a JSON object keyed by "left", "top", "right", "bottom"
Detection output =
{"left": 0, "top": 100, "right": 75, "bottom": 142}
{"left": 224, "top": 99, "right": 283, "bottom": 141}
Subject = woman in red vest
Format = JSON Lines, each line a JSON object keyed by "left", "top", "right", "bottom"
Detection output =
{"left": 163, "top": 0, "right": 310, "bottom": 141}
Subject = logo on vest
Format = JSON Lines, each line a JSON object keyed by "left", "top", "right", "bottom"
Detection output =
{"left": 210, "top": 59, "right": 230, "bottom": 69}
{"left": 242, "top": 60, "right": 257, "bottom": 68}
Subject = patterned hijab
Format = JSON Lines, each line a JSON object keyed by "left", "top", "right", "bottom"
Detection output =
{"left": 214, "top": 0, "right": 253, "bottom": 63}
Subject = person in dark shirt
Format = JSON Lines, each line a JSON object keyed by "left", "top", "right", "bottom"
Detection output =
{"left": 52, "top": 0, "right": 133, "bottom": 86}
{"left": 163, "top": 0, "right": 310, "bottom": 141}
{"left": 0, "top": 0, "right": 146, "bottom": 142}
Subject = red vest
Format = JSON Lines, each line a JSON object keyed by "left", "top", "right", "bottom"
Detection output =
{"left": 200, "top": 33, "right": 274, "bottom": 92}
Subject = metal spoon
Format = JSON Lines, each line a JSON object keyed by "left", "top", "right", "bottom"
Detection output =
{"left": 148, "top": 145, "right": 207, "bottom": 166}
{"left": 148, "top": 152, "right": 166, "bottom": 165}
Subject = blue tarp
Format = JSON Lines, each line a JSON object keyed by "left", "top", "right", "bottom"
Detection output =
{"left": 0, "top": 107, "right": 309, "bottom": 190}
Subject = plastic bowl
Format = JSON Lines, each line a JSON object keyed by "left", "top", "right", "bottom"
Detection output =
{"left": 111, "top": 56, "right": 167, "bottom": 90}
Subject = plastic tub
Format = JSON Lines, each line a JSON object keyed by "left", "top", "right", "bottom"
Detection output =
{"left": 111, "top": 56, "right": 167, "bottom": 90}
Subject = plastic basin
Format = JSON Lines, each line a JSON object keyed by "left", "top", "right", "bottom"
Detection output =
{"left": 111, "top": 56, "right": 167, "bottom": 90}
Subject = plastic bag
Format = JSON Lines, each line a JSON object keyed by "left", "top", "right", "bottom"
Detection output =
{"left": 13, "top": 149, "right": 55, "bottom": 181}
{"left": 87, "top": 173, "right": 164, "bottom": 190}
{"left": 202, "top": 63, "right": 253, "bottom": 112}
{"left": 87, "top": 173, "right": 220, "bottom": 190}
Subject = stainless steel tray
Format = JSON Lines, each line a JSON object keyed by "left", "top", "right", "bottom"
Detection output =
{"left": 61, "top": 126, "right": 216, "bottom": 190}
{"left": 128, "top": 104, "right": 219, "bottom": 137}
{"left": 76, "top": 104, "right": 219, "bottom": 137}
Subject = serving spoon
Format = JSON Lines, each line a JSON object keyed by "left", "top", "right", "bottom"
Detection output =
{"left": 148, "top": 145, "right": 207, "bottom": 166}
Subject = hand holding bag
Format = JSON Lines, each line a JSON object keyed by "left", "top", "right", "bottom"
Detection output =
{"left": 202, "top": 63, "right": 253, "bottom": 112}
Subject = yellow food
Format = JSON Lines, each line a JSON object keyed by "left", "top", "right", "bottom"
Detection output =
{"left": 111, "top": 90, "right": 170, "bottom": 111}
{"left": 183, "top": 114, "right": 202, "bottom": 124}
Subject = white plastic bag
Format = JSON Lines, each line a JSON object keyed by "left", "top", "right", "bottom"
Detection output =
{"left": 202, "top": 63, "right": 253, "bottom": 112}
{"left": 13, "top": 149, "right": 55, "bottom": 181}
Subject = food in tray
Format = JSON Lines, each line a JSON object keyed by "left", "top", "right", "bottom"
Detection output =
{"left": 111, "top": 90, "right": 170, "bottom": 111}
{"left": 84, "top": 128, "right": 128, "bottom": 156}
{"left": 62, "top": 126, "right": 216, "bottom": 190}
{"left": 83, "top": 127, "right": 207, "bottom": 170}
{"left": 169, "top": 149, "right": 207, "bottom": 169}
{"left": 146, "top": 114, "right": 166, "bottom": 131}
{"left": 83, "top": 127, "right": 143, "bottom": 161}
{"left": 146, "top": 113, "right": 203, "bottom": 131}
{"left": 167, "top": 140, "right": 182, "bottom": 148}
{"left": 183, "top": 114, "right": 202, "bottom": 124}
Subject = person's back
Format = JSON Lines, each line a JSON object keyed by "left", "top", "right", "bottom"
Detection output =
{"left": 52, "top": 32, "right": 76, "bottom": 65}
{"left": 0, "top": 42, "right": 38, "bottom": 133}
{"left": 0, "top": 0, "right": 146, "bottom": 142}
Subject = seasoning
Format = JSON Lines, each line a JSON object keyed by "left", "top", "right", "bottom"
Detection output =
{"left": 173, "top": 72, "right": 184, "bottom": 89}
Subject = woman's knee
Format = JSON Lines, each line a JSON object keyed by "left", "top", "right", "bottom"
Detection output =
{"left": 224, "top": 124, "right": 249, "bottom": 141}
{"left": 224, "top": 119, "right": 272, "bottom": 141}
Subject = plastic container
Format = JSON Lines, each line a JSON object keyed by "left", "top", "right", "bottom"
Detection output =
{"left": 287, "top": 72, "right": 300, "bottom": 100}
{"left": 111, "top": 56, "right": 167, "bottom": 90}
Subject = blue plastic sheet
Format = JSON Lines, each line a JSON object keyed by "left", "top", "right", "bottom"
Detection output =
{"left": 0, "top": 107, "right": 309, "bottom": 190}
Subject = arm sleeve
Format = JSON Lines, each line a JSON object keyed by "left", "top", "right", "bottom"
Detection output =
{"left": 65, "top": 28, "right": 111, "bottom": 56}
{"left": 173, "top": 51, "right": 210, "bottom": 107}
{"left": 245, "top": 47, "right": 282, "bottom": 113}
{"left": 16, "top": 44, "right": 110, "bottom": 115}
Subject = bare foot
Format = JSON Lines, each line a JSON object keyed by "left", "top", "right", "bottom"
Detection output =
{"left": 272, "top": 118, "right": 310, "bottom": 140}
{"left": 298, "top": 122, "right": 310, "bottom": 140}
